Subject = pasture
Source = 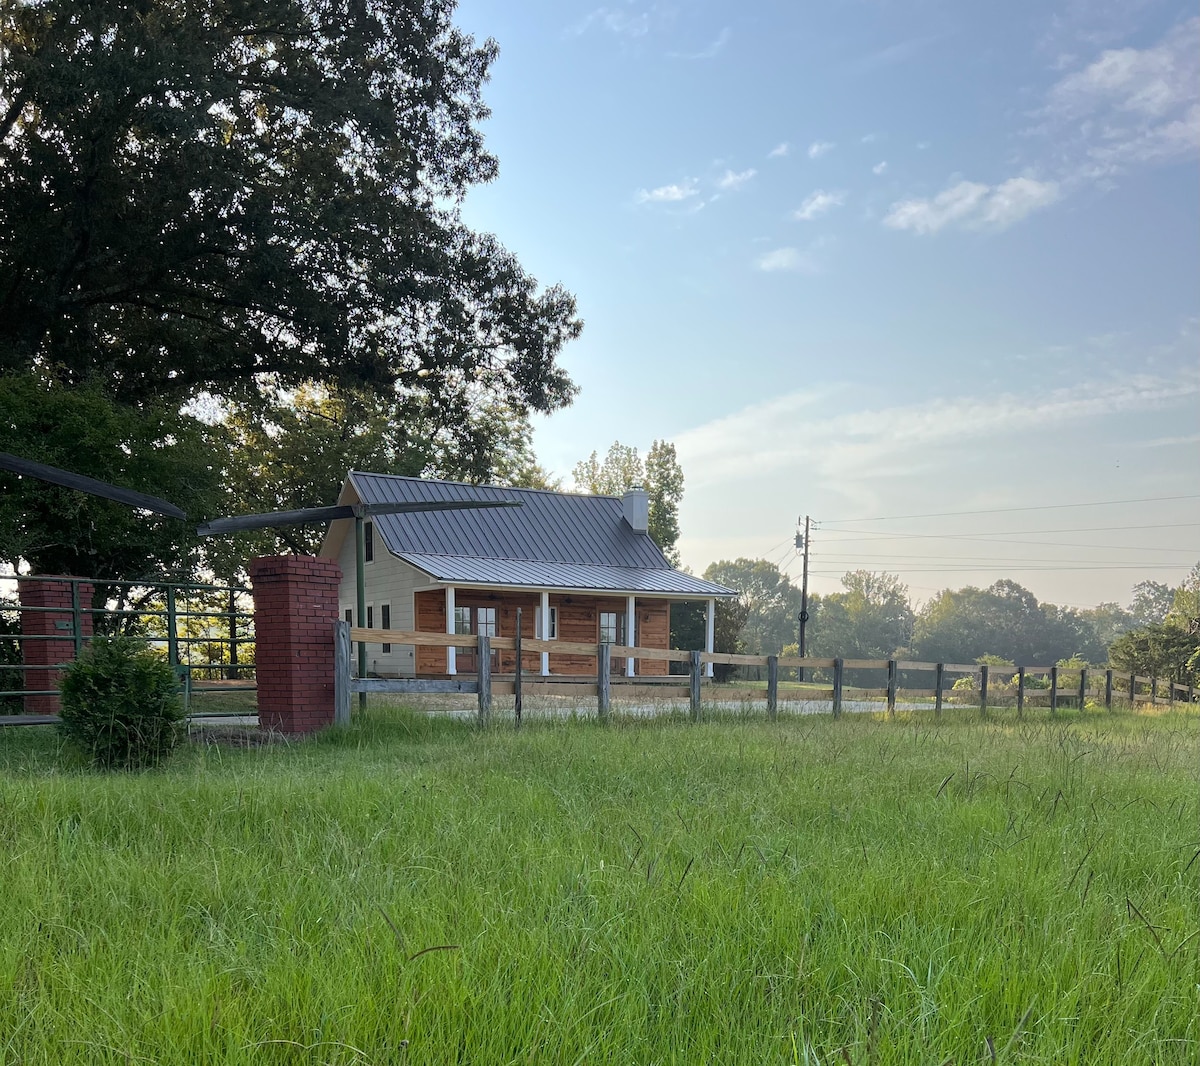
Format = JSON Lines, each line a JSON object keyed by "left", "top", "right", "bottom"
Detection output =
{"left": 0, "top": 704, "right": 1196, "bottom": 1064}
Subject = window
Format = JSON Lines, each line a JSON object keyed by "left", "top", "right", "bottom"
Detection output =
{"left": 599, "top": 611, "right": 625, "bottom": 645}
{"left": 381, "top": 604, "right": 391, "bottom": 653}
{"left": 534, "top": 605, "right": 558, "bottom": 639}
{"left": 366, "top": 605, "right": 373, "bottom": 629}
{"left": 476, "top": 607, "right": 498, "bottom": 638}
{"left": 454, "top": 606, "right": 473, "bottom": 635}
{"left": 344, "top": 608, "right": 353, "bottom": 625}
{"left": 363, "top": 520, "right": 374, "bottom": 563}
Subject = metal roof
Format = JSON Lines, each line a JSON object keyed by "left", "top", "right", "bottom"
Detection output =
{"left": 346, "top": 472, "right": 735, "bottom": 598}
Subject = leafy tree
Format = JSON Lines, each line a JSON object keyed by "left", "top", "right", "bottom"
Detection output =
{"left": 1130, "top": 580, "right": 1174, "bottom": 627}
{"left": 913, "top": 580, "right": 1105, "bottom": 666}
{"left": 1078, "top": 601, "right": 1135, "bottom": 648}
{"left": 212, "top": 383, "right": 553, "bottom": 571}
{"left": 1168, "top": 563, "right": 1200, "bottom": 631}
{"left": 0, "top": 0, "right": 580, "bottom": 415}
{"left": 701, "top": 559, "right": 801, "bottom": 655}
{"left": 809, "top": 570, "right": 913, "bottom": 659}
{"left": 1109, "top": 623, "right": 1198, "bottom": 687}
{"left": 0, "top": 374, "right": 222, "bottom": 580}
{"left": 572, "top": 440, "right": 685, "bottom": 563}
{"left": 1, "top": 0, "right": 581, "bottom": 578}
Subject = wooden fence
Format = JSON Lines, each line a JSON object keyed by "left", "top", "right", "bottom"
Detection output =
{"left": 332, "top": 621, "right": 1196, "bottom": 726}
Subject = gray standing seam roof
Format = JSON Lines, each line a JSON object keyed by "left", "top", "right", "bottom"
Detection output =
{"left": 348, "top": 472, "right": 735, "bottom": 598}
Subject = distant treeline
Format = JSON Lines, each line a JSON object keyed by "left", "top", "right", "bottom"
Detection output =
{"left": 671, "top": 560, "right": 1200, "bottom": 685}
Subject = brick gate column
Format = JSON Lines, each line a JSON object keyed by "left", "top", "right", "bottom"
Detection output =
{"left": 19, "top": 576, "right": 95, "bottom": 715}
{"left": 250, "top": 556, "right": 342, "bottom": 734}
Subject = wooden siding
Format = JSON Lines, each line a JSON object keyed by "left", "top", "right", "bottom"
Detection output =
{"left": 412, "top": 590, "right": 670, "bottom": 676}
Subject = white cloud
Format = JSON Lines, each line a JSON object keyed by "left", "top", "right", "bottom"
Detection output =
{"left": 1040, "top": 17, "right": 1200, "bottom": 171}
{"left": 635, "top": 180, "right": 698, "bottom": 204}
{"left": 717, "top": 167, "right": 757, "bottom": 191}
{"left": 807, "top": 141, "right": 835, "bottom": 159}
{"left": 676, "top": 370, "right": 1200, "bottom": 491}
{"left": 756, "top": 247, "right": 805, "bottom": 272}
{"left": 872, "top": 161, "right": 888, "bottom": 174}
{"left": 883, "top": 177, "right": 1059, "bottom": 234}
{"left": 768, "top": 142, "right": 790, "bottom": 158}
{"left": 671, "top": 27, "right": 730, "bottom": 60}
{"left": 793, "top": 189, "right": 846, "bottom": 221}
{"left": 569, "top": 6, "right": 651, "bottom": 38}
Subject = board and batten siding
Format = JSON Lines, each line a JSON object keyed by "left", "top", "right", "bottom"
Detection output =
{"left": 335, "top": 528, "right": 437, "bottom": 677}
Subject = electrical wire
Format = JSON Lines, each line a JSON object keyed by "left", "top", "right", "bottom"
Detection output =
{"left": 822, "top": 494, "right": 1200, "bottom": 524}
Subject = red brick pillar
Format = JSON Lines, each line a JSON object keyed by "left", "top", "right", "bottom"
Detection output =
{"left": 19, "top": 576, "right": 95, "bottom": 715}
{"left": 250, "top": 555, "right": 342, "bottom": 734}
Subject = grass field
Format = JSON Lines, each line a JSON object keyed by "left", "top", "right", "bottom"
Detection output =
{"left": 0, "top": 704, "right": 1196, "bottom": 1065}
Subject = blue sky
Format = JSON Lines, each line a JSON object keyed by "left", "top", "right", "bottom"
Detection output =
{"left": 453, "top": 0, "right": 1199, "bottom": 608}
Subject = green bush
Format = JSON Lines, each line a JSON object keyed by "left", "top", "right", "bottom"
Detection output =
{"left": 57, "top": 636, "right": 183, "bottom": 770}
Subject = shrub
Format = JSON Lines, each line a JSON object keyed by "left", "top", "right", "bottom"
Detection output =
{"left": 58, "top": 636, "right": 184, "bottom": 770}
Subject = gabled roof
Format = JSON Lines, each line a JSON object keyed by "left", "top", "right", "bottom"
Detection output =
{"left": 320, "top": 472, "right": 735, "bottom": 598}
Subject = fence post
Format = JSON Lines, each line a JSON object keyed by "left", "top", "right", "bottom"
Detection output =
{"left": 980, "top": 664, "right": 989, "bottom": 718}
{"left": 333, "top": 620, "right": 351, "bottom": 725}
{"left": 689, "top": 650, "right": 702, "bottom": 722}
{"left": 832, "top": 658, "right": 843, "bottom": 718}
{"left": 1017, "top": 666, "right": 1025, "bottom": 719}
{"left": 1128, "top": 672, "right": 1136, "bottom": 706}
{"left": 767, "top": 655, "right": 778, "bottom": 721}
{"left": 166, "top": 586, "right": 179, "bottom": 670}
{"left": 886, "top": 659, "right": 897, "bottom": 717}
{"left": 597, "top": 642, "right": 611, "bottom": 719}
{"left": 1077, "top": 668, "right": 1087, "bottom": 711}
{"left": 934, "top": 663, "right": 944, "bottom": 718}
{"left": 1168, "top": 677, "right": 1175, "bottom": 707}
{"left": 1151, "top": 676, "right": 1157, "bottom": 706}
{"left": 514, "top": 607, "right": 523, "bottom": 728}
{"left": 1104, "top": 669, "right": 1112, "bottom": 711}
{"left": 70, "top": 580, "right": 83, "bottom": 657}
{"left": 227, "top": 588, "right": 239, "bottom": 680}
{"left": 1050, "top": 666, "right": 1058, "bottom": 716}
{"left": 477, "top": 634, "right": 492, "bottom": 725}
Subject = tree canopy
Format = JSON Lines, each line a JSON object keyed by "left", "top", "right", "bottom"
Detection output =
{"left": 572, "top": 440, "right": 684, "bottom": 564}
{"left": 0, "top": 0, "right": 582, "bottom": 577}
{"left": 0, "top": 0, "right": 580, "bottom": 410}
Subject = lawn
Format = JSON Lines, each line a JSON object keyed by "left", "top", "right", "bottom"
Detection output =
{"left": 0, "top": 704, "right": 1196, "bottom": 1064}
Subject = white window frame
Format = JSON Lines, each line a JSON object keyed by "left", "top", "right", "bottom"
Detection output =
{"left": 535, "top": 605, "right": 558, "bottom": 640}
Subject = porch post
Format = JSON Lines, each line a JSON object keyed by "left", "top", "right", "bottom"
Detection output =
{"left": 626, "top": 594, "right": 636, "bottom": 677}
{"left": 540, "top": 589, "right": 550, "bottom": 676}
{"left": 445, "top": 584, "right": 456, "bottom": 675}
{"left": 705, "top": 598, "right": 715, "bottom": 678}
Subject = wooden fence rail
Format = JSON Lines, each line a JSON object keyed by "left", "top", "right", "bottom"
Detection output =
{"left": 335, "top": 623, "right": 1196, "bottom": 725}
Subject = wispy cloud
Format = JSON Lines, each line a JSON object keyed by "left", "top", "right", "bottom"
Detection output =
{"left": 872, "top": 161, "right": 888, "bottom": 175}
{"left": 569, "top": 5, "right": 652, "bottom": 38}
{"left": 717, "top": 167, "right": 757, "bottom": 191}
{"left": 768, "top": 142, "right": 790, "bottom": 159}
{"left": 883, "top": 177, "right": 1060, "bottom": 234}
{"left": 676, "top": 370, "right": 1199, "bottom": 490}
{"left": 671, "top": 26, "right": 730, "bottom": 60}
{"left": 793, "top": 189, "right": 846, "bottom": 221}
{"left": 1038, "top": 16, "right": 1200, "bottom": 173}
{"left": 757, "top": 247, "right": 803, "bottom": 272}
{"left": 635, "top": 179, "right": 698, "bottom": 204}
{"left": 807, "top": 140, "right": 835, "bottom": 159}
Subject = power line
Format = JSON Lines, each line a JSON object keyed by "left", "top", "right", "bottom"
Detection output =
{"left": 818, "top": 521, "right": 1200, "bottom": 546}
{"left": 808, "top": 563, "right": 1189, "bottom": 574}
{"left": 822, "top": 494, "right": 1200, "bottom": 524}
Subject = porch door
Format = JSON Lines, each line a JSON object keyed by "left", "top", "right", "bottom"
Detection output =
{"left": 599, "top": 610, "right": 628, "bottom": 676}
{"left": 454, "top": 606, "right": 498, "bottom": 673}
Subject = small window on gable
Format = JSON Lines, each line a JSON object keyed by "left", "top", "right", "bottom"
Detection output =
{"left": 381, "top": 604, "right": 391, "bottom": 653}
{"left": 363, "top": 521, "right": 374, "bottom": 563}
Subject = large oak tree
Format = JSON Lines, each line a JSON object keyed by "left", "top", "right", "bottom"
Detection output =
{"left": 0, "top": 0, "right": 581, "bottom": 576}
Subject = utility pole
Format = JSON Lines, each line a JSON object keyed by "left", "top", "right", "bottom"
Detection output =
{"left": 796, "top": 515, "right": 811, "bottom": 681}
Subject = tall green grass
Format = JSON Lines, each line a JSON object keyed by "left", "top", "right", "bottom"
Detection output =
{"left": 1, "top": 706, "right": 1196, "bottom": 1064}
